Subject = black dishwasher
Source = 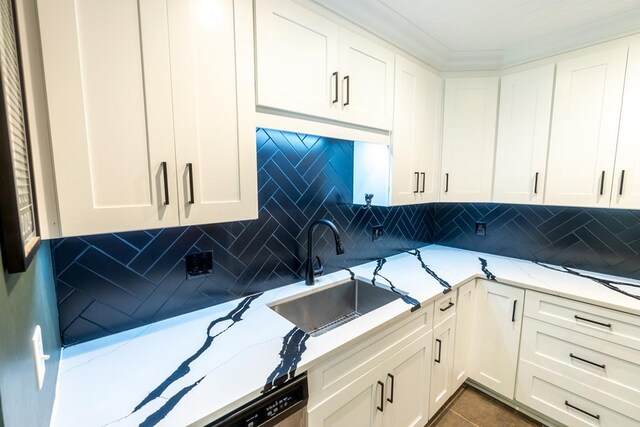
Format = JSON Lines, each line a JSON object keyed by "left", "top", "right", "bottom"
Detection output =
{"left": 208, "top": 374, "right": 308, "bottom": 427}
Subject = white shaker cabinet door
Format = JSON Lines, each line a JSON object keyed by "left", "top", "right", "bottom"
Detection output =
{"left": 38, "top": 0, "right": 179, "bottom": 236}
{"left": 255, "top": 0, "right": 340, "bottom": 120}
{"left": 440, "top": 77, "right": 499, "bottom": 202}
{"left": 545, "top": 46, "right": 628, "bottom": 207}
{"left": 382, "top": 333, "right": 432, "bottom": 427}
{"left": 470, "top": 280, "right": 524, "bottom": 399}
{"left": 390, "top": 55, "right": 443, "bottom": 205}
{"left": 493, "top": 65, "right": 555, "bottom": 204}
{"left": 612, "top": 42, "right": 640, "bottom": 209}
{"left": 168, "top": 0, "right": 258, "bottom": 225}
{"left": 339, "top": 28, "right": 395, "bottom": 130}
{"left": 430, "top": 315, "right": 456, "bottom": 416}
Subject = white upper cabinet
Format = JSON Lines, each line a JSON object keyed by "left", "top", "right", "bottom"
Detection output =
{"left": 255, "top": 0, "right": 340, "bottom": 120}
{"left": 441, "top": 77, "right": 499, "bottom": 202}
{"left": 390, "top": 56, "right": 442, "bottom": 205}
{"left": 493, "top": 65, "right": 555, "bottom": 204}
{"left": 545, "top": 46, "right": 628, "bottom": 207}
{"left": 38, "top": 0, "right": 179, "bottom": 236}
{"left": 38, "top": 0, "right": 257, "bottom": 236}
{"left": 611, "top": 41, "right": 640, "bottom": 209}
{"left": 255, "top": 0, "right": 394, "bottom": 131}
{"left": 339, "top": 28, "right": 395, "bottom": 130}
{"left": 168, "top": 0, "right": 257, "bottom": 225}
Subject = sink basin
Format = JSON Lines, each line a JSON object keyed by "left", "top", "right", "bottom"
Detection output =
{"left": 270, "top": 279, "right": 401, "bottom": 336}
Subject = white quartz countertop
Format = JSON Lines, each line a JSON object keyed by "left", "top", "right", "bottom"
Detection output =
{"left": 51, "top": 245, "right": 640, "bottom": 427}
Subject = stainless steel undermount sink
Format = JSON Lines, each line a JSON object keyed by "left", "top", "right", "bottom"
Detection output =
{"left": 270, "top": 279, "right": 401, "bottom": 337}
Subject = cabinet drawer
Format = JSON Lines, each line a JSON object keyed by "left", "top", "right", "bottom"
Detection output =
{"left": 516, "top": 360, "right": 640, "bottom": 426}
{"left": 433, "top": 292, "right": 456, "bottom": 327}
{"left": 307, "top": 306, "right": 433, "bottom": 409}
{"left": 520, "top": 318, "right": 640, "bottom": 411}
{"left": 524, "top": 291, "right": 640, "bottom": 348}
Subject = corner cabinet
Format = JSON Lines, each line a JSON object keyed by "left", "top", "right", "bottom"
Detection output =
{"left": 611, "top": 41, "right": 640, "bottom": 209}
{"left": 493, "top": 65, "right": 555, "bottom": 204}
{"left": 255, "top": 0, "right": 394, "bottom": 131}
{"left": 37, "top": 0, "right": 258, "bottom": 236}
{"left": 544, "top": 46, "right": 628, "bottom": 208}
{"left": 440, "top": 77, "right": 499, "bottom": 202}
{"left": 389, "top": 56, "right": 443, "bottom": 205}
{"left": 470, "top": 280, "right": 524, "bottom": 399}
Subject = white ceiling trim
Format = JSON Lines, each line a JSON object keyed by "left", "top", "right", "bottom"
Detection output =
{"left": 312, "top": 0, "right": 640, "bottom": 71}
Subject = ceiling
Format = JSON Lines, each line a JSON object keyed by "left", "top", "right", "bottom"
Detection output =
{"left": 312, "top": 0, "right": 640, "bottom": 70}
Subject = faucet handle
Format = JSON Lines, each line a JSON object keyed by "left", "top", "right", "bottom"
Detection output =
{"left": 313, "top": 256, "right": 324, "bottom": 277}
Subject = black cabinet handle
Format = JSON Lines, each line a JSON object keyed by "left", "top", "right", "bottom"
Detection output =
{"left": 435, "top": 338, "right": 442, "bottom": 363}
{"left": 377, "top": 380, "right": 384, "bottom": 412}
{"left": 420, "top": 172, "right": 426, "bottom": 193}
{"left": 445, "top": 173, "right": 449, "bottom": 193}
{"left": 440, "top": 301, "right": 454, "bottom": 312}
{"left": 386, "top": 373, "right": 394, "bottom": 403}
{"left": 534, "top": 172, "right": 539, "bottom": 194}
{"left": 187, "top": 163, "right": 194, "bottom": 204}
{"left": 574, "top": 315, "right": 611, "bottom": 329}
{"left": 343, "top": 75, "right": 350, "bottom": 106}
{"left": 332, "top": 72, "right": 338, "bottom": 104}
{"left": 569, "top": 353, "right": 606, "bottom": 369}
{"left": 600, "top": 170, "right": 605, "bottom": 195}
{"left": 619, "top": 170, "right": 626, "bottom": 196}
{"left": 512, "top": 300, "right": 517, "bottom": 322}
{"left": 565, "top": 401, "right": 600, "bottom": 420}
{"left": 161, "top": 161, "right": 169, "bottom": 205}
{"left": 414, "top": 172, "right": 420, "bottom": 193}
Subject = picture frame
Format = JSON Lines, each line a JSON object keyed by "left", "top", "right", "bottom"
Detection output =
{"left": 0, "top": 0, "right": 40, "bottom": 274}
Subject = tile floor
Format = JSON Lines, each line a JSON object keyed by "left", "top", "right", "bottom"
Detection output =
{"left": 429, "top": 385, "right": 547, "bottom": 427}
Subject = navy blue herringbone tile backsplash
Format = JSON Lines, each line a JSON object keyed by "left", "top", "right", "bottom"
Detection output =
{"left": 433, "top": 203, "right": 640, "bottom": 279}
{"left": 53, "top": 129, "right": 434, "bottom": 345}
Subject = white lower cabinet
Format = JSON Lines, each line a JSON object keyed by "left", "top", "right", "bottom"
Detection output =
{"left": 517, "top": 290, "right": 640, "bottom": 426}
{"left": 308, "top": 332, "right": 432, "bottom": 427}
{"left": 452, "top": 281, "right": 476, "bottom": 390}
{"left": 429, "top": 314, "right": 456, "bottom": 416}
{"left": 470, "top": 280, "right": 524, "bottom": 399}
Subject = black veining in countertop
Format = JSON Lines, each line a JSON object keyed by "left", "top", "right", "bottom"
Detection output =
{"left": 131, "top": 293, "right": 262, "bottom": 426}
{"left": 408, "top": 249, "right": 452, "bottom": 293}
{"left": 534, "top": 262, "right": 640, "bottom": 301}
{"left": 371, "top": 258, "right": 421, "bottom": 310}
{"left": 479, "top": 257, "right": 497, "bottom": 281}
{"left": 263, "top": 327, "right": 310, "bottom": 394}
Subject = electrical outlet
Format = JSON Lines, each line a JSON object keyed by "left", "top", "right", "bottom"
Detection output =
{"left": 32, "top": 325, "right": 50, "bottom": 390}
{"left": 372, "top": 225, "right": 384, "bottom": 241}
{"left": 185, "top": 251, "right": 214, "bottom": 278}
{"left": 475, "top": 221, "right": 487, "bottom": 236}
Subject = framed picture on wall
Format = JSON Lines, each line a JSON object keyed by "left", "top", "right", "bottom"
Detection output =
{"left": 0, "top": 0, "right": 40, "bottom": 274}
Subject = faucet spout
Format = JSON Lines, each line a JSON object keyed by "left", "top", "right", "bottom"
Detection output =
{"left": 305, "top": 219, "right": 345, "bottom": 286}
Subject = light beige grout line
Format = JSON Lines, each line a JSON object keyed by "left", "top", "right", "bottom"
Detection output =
{"left": 448, "top": 410, "right": 480, "bottom": 427}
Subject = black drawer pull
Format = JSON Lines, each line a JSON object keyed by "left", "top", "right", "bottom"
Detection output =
{"left": 435, "top": 338, "right": 442, "bottom": 363}
{"left": 619, "top": 170, "right": 626, "bottom": 195}
{"left": 161, "top": 161, "right": 169, "bottom": 205}
{"left": 377, "top": 380, "right": 384, "bottom": 412}
{"left": 600, "top": 170, "right": 605, "bottom": 195}
{"left": 534, "top": 172, "right": 539, "bottom": 194}
{"left": 440, "top": 301, "right": 454, "bottom": 312}
{"left": 187, "top": 163, "right": 195, "bottom": 204}
{"left": 445, "top": 173, "right": 449, "bottom": 193}
{"left": 414, "top": 172, "right": 420, "bottom": 193}
{"left": 386, "top": 373, "right": 394, "bottom": 403}
{"left": 343, "top": 75, "right": 350, "bottom": 106}
{"left": 565, "top": 400, "right": 600, "bottom": 420}
{"left": 574, "top": 315, "right": 612, "bottom": 329}
{"left": 512, "top": 300, "right": 517, "bottom": 322}
{"left": 570, "top": 353, "right": 605, "bottom": 369}
{"left": 420, "top": 172, "right": 426, "bottom": 193}
{"left": 332, "top": 71, "right": 338, "bottom": 104}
